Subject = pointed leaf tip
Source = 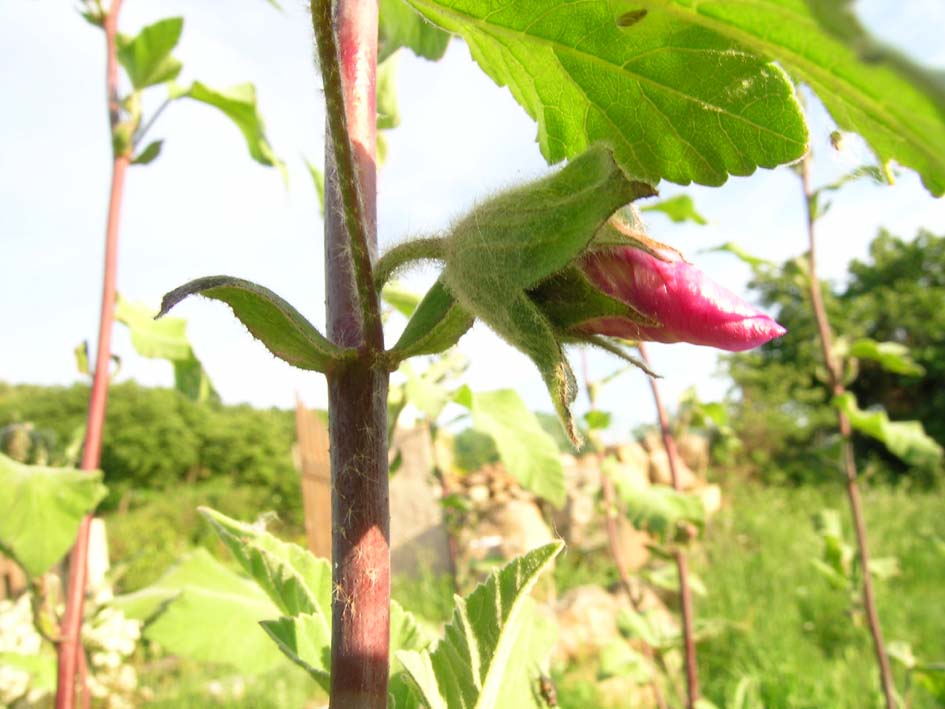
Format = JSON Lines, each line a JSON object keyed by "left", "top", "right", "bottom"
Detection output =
{"left": 159, "top": 276, "right": 354, "bottom": 373}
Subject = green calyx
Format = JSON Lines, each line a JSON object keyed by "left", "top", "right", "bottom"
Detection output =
{"left": 379, "top": 144, "right": 659, "bottom": 445}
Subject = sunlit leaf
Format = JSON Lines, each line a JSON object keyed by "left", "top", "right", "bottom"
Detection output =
{"left": 0, "top": 453, "right": 106, "bottom": 577}
{"left": 455, "top": 387, "right": 566, "bottom": 508}
{"left": 833, "top": 392, "right": 944, "bottom": 468}
{"left": 641, "top": 194, "right": 707, "bottom": 225}
{"left": 397, "top": 542, "right": 563, "bottom": 709}
{"left": 407, "top": 0, "right": 808, "bottom": 186}
{"left": 379, "top": 0, "right": 451, "bottom": 62}
{"left": 185, "top": 81, "right": 285, "bottom": 176}
{"left": 117, "top": 17, "right": 183, "bottom": 90}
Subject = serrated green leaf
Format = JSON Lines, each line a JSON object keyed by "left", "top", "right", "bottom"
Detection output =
{"left": 115, "top": 294, "right": 218, "bottom": 403}
{"left": 407, "top": 0, "right": 807, "bottom": 186}
{"left": 457, "top": 388, "right": 566, "bottom": 508}
{"left": 113, "top": 549, "right": 285, "bottom": 674}
{"left": 0, "top": 453, "right": 106, "bottom": 577}
{"left": 379, "top": 0, "right": 451, "bottom": 62}
{"left": 397, "top": 542, "right": 563, "bottom": 709}
{"left": 844, "top": 338, "right": 925, "bottom": 377}
{"left": 833, "top": 392, "right": 944, "bottom": 468}
{"left": 185, "top": 81, "right": 285, "bottom": 176}
{"left": 383, "top": 281, "right": 422, "bottom": 318}
{"left": 159, "top": 276, "right": 354, "bottom": 374}
{"left": 199, "top": 508, "right": 332, "bottom": 621}
{"left": 390, "top": 278, "right": 474, "bottom": 360}
{"left": 641, "top": 194, "right": 707, "bottom": 225}
{"left": 117, "top": 17, "right": 183, "bottom": 90}
{"left": 647, "top": 0, "right": 945, "bottom": 196}
{"left": 132, "top": 139, "right": 163, "bottom": 166}
{"left": 605, "top": 456, "right": 704, "bottom": 541}
{"left": 260, "top": 613, "right": 331, "bottom": 687}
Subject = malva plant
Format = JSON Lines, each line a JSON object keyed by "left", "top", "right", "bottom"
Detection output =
{"left": 152, "top": 1, "right": 945, "bottom": 706}
{"left": 57, "top": 1, "right": 281, "bottom": 706}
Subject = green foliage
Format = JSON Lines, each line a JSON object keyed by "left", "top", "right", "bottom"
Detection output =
{"left": 840, "top": 337, "right": 925, "bottom": 377}
{"left": 646, "top": 0, "right": 945, "bottom": 195}
{"left": 604, "top": 456, "right": 705, "bottom": 542}
{"left": 159, "top": 276, "right": 354, "bottom": 374}
{"left": 0, "top": 382, "right": 302, "bottom": 516}
{"left": 397, "top": 542, "right": 562, "bottom": 709}
{"left": 389, "top": 278, "right": 474, "bottom": 361}
{"left": 725, "top": 230, "right": 945, "bottom": 482}
{"left": 443, "top": 144, "right": 653, "bottom": 441}
{"left": 455, "top": 387, "right": 566, "bottom": 508}
{"left": 833, "top": 392, "right": 943, "bottom": 469}
{"left": 407, "top": 0, "right": 807, "bottom": 186}
{"left": 641, "top": 194, "right": 707, "bottom": 225}
{"left": 695, "top": 482, "right": 945, "bottom": 708}
{"left": 116, "top": 18, "right": 183, "bottom": 90}
{"left": 0, "top": 453, "right": 106, "bottom": 577}
{"left": 112, "top": 548, "right": 287, "bottom": 674}
{"left": 379, "top": 0, "right": 451, "bottom": 62}
{"left": 116, "top": 294, "right": 218, "bottom": 404}
{"left": 131, "top": 139, "right": 163, "bottom": 165}
{"left": 183, "top": 82, "right": 285, "bottom": 175}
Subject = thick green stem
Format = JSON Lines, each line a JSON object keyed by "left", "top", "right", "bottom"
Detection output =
{"left": 800, "top": 153, "right": 897, "bottom": 709}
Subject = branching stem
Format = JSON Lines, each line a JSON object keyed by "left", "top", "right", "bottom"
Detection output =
{"left": 57, "top": 2, "right": 128, "bottom": 706}
{"left": 799, "top": 152, "right": 897, "bottom": 709}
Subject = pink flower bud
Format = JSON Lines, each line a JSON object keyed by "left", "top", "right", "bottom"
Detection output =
{"left": 579, "top": 246, "right": 786, "bottom": 351}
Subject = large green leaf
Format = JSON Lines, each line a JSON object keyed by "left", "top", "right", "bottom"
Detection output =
{"left": 379, "top": 0, "right": 451, "bottom": 62}
{"left": 645, "top": 0, "right": 945, "bottom": 196}
{"left": 112, "top": 549, "right": 285, "bottom": 674}
{"left": 185, "top": 82, "right": 285, "bottom": 175}
{"left": 455, "top": 387, "right": 566, "bottom": 508}
{"left": 117, "top": 18, "right": 183, "bottom": 90}
{"left": 833, "top": 392, "right": 944, "bottom": 468}
{"left": 604, "top": 456, "right": 705, "bottom": 541}
{"left": 0, "top": 652, "right": 56, "bottom": 693}
{"left": 406, "top": 0, "right": 807, "bottom": 186}
{"left": 115, "top": 294, "right": 218, "bottom": 404}
{"left": 397, "top": 542, "right": 563, "bottom": 709}
{"left": 0, "top": 453, "right": 106, "bottom": 577}
{"left": 159, "top": 276, "right": 354, "bottom": 374}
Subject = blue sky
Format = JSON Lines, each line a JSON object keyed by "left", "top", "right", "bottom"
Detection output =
{"left": 2, "top": 1, "right": 944, "bottom": 437}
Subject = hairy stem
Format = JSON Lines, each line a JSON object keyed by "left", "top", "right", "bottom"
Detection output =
{"left": 56, "top": 3, "right": 128, "bottom": 706}
{"left": 374, "top": 236, "right": 446, "bottom": 290}
{"left": 312, "top": 0, "right": 382, "bottom": 349}
{"left": 312, "top": 1, "right": 390, "bottom": 706}
{"left": 637, "top": 343, "right": 700, "bottom": 709}
{"left": 800, "top": 153, "right": 896, "bottom": 709}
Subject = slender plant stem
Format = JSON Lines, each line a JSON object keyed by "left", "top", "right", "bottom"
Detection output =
{"left": 373, "top": 236, "right": 446, "bottom": 290}
{"left": 637, "top": 342, "right": 700, "bottom": 709}
{"left": 580, "top": 352, "right": 668, "bottom": 709}
{"left": 56, "top": 3, "right": 128, "bottom": 706}
{"left": 800, "top": 154, "right": 896, "bottom": 709}
{"left": 133, "top": 96, "right": 172, "bottom": 148}
{"left": 312, "top": 1, "right": 389, "bottom": 706}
